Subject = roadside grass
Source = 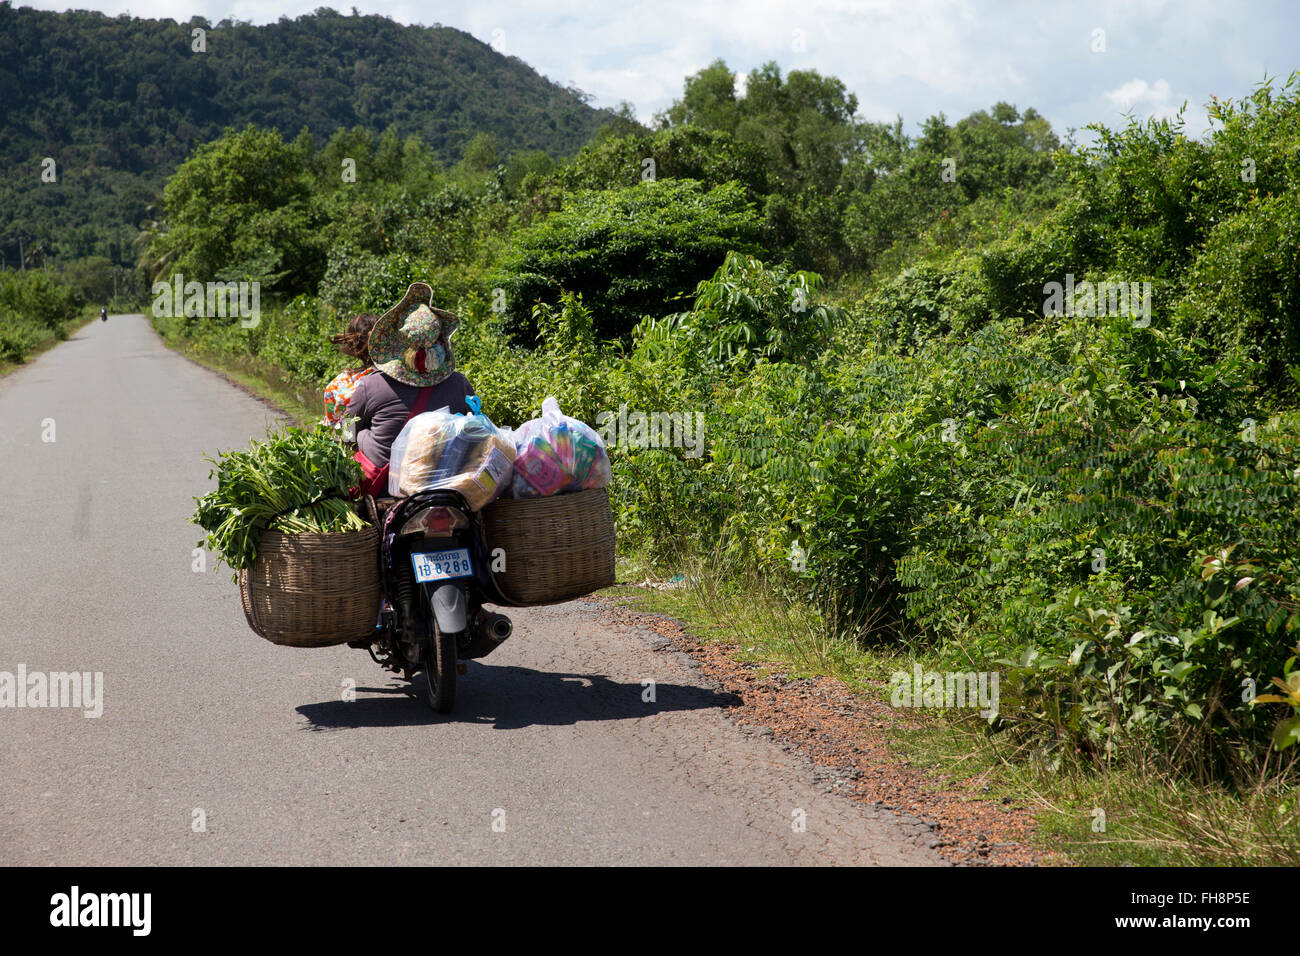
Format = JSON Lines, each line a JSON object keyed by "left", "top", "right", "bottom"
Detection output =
{"left": 605, "top": 552, "right": 1300, "bottom": 866}
{"left": 1024, "top": 762, "right": 1300, "bottom": 866}
{"left": 151, "top": 319, "right": 321, "bottom": 426}
{"left": 0, "top": 307, "right": 101, "bottom": 379}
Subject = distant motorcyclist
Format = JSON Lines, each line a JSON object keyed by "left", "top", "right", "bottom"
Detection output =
{"left": 100, "top": 307, "right": 107, "bottom": 322}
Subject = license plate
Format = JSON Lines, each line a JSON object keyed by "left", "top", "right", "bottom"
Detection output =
{"left": 411, "top": 547, "right": 473, "bottom": 583}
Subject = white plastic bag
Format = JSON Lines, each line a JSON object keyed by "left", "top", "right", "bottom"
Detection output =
{"left": 389, "top": 401, "right": 516, "bottom": 508}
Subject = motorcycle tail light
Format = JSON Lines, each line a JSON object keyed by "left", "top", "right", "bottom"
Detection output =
{"left": 400, "top": 505, "right": 468, "bottom": 537}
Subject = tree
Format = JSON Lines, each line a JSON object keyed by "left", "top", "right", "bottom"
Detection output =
{"left": 658, "top": 60, "right": 739, "bottom": 133}
{"left": 656, "top": 59, "right": 867, "bottom": 269}
{"left": 492, "top": 178, "right": 763, "bottom": 340}
{"left": 459, "top": 132, "right": 499, "bottom": 174}
{"left": 63, "top": 255, "right": 115, "bottom": 302}
{"left": 593, "top": 100, "right": 646, "bottom": 143}
{"left": 151, "top": 125, "right": 321, "bottom": 293}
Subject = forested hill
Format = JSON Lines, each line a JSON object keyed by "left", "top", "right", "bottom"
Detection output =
{"left": 0, "top": 3, "right": 614, "bottom": 264}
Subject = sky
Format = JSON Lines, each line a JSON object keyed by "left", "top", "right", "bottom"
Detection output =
{"left": 24, "top": 0, "right": 1300, "bottom": 140}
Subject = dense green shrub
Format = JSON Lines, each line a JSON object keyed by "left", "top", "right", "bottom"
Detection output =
{"left": 550, "top": 125, "right": 769, "bottom": 197}
{"left": 0, "top": 270, "right": 84, "bottom": 333}
{"left": 491, "top": 178, "right": 763, "bottom": 340}
{"left": 852, "top": 258, "right": 992, "bottom": 351}
{"left": 1172, "top": 190, "right": 1300, "bottom": 388}
{"left": 894, "top": 314, "right": 1300, "bottom": 767}
{"left": 636, "top": 251, "right": 844, "bottom": 364}
{"left": 255, "top": 296, "right": 349, "bottom": 389}
{"left": 0, "top": 315, "right": 46, "bottom": 362}
{"left": 318, "top": 250, "right": 451, "bottom": 318}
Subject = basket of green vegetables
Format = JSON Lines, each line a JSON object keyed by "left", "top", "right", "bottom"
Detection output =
{"left": 193, "top": 425, "right": 381, "bottom": 648}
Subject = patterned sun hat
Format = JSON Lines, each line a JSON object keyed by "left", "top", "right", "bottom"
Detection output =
{"left": 367, "top": 282, "right": 461, "bottom": 387}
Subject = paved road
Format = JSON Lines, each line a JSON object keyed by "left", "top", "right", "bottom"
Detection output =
{"left": 0, "top": 315, "right": 943, "bottom": 865}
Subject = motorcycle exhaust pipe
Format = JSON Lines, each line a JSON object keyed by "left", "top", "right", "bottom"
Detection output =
{"left": 482, "top": 613, "right": 512, "bottom": 642}
{"left": 460, "top": 612, "right": 513, "bottom": 660}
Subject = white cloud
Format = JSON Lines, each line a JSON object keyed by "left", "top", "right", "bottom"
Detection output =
{"left": 1105, "top": 78, "right": 1175, "bottom": 115}
{"left": 1098, "top": 78, "right": 1210, "bottom": 135}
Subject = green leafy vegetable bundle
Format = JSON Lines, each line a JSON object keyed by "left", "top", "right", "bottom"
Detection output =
{"left": 193, "top": 425, "right": 368, "bottom": 574}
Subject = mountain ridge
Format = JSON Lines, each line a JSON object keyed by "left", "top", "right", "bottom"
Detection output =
{"left": 0, "top": 3, "right": 611, "bottom": 264}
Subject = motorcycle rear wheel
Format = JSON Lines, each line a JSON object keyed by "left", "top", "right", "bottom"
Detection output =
{"left": 422, "top": 621, "right": 457, "bottom": 714}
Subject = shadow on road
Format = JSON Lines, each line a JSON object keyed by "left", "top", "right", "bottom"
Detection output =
{"left": 295, "top": 664, "right": 739, "bottom": 731}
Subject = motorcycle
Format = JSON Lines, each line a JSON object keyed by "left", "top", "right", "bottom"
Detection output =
{"left": 356, "top": 490, "right": 513, "bottom": 713}
{"left": 100, "top": 308, "right": 107, "bottom": 322}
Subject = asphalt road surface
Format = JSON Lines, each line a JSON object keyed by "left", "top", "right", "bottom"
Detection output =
{"left": 0, "top": 315, "right": 943, "bottom": 865}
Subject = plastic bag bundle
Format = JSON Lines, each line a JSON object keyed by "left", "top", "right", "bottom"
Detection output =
{"left": 510, "top": 396, "right": 611, "bottom": 498}
{"left": 389, "top": 398, "right": 516, "bottom": 509}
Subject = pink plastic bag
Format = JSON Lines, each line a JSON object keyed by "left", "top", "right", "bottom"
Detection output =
{"left": 509, "top": 397, "right": 611, "bottom": 498}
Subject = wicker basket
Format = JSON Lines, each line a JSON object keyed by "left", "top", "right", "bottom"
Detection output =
{"left": 483, "top": 488, "right": 616, "bottom": 606}
{"left": 238, "top": 525, "right": 382, "bottom": 647}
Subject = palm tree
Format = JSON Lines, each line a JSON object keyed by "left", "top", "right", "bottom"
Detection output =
{"left": 135, "top": 202, "right": 175, "bottom": 283}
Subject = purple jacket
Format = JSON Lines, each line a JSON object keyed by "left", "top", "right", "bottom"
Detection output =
{"left": 350, "top": 370, "right": 474, "bottom": 467}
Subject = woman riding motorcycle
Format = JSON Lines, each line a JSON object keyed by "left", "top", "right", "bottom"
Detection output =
{"left": 342, "top": 283, "right": 473, "bottom": 498}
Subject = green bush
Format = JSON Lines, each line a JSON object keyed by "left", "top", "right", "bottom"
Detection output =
{"left": 852, "top": 258, "right": 992, "bottom": 351}
{"left": 255, "top": 295, "right": 349, "bottom": 389}
{"left": 1173, "top": 190, "right": 1300, "bottom": 388}
{"left": 636, "top": 251, "right": 844, "bottom": 364}
{"left": 0, "top": 270, "right": 84, "bottom": 332}
{"left": 0, "top": 315, "right": 46, "bottom": 363}
{"left": 894, "top": 314, "right": 1300, "bottom": 769}
{"left": 491, "top": 178, "right": 763, "bottom": 340}
{"left": 551, "top": 125, "right": 770, "bottom": 197}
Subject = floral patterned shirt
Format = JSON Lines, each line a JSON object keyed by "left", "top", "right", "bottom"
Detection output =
{"left": 323, "top": 366, "right": 376, "bottom": 428}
